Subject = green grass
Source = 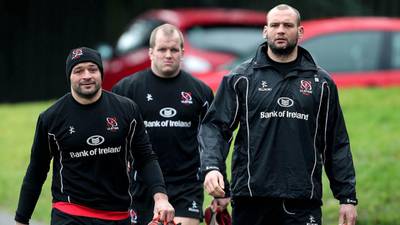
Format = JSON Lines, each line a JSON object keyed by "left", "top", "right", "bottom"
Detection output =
{"left": 1, "top": 87, "right": 400, "bottom": 224}
{"left": 320, "top": 87, "right": 400, "bottom": 225}
{"left": 0, "top": 101, "right": 53, "bottom": 223}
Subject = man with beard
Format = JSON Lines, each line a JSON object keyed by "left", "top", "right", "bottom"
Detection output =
{"left": 15, "top": 47, "right": 174, "bottom": 225}
{"left": 199, "top": 4, "right": 358, "bottom": 225}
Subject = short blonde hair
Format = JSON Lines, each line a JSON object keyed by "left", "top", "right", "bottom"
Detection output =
{"left": 149, "top": 23, "right": 184, "bottom": 49}
{"left": 267, "top": 4, "right": 301, "bottom": 26}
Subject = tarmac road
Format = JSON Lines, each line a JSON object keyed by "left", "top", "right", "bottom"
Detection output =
{"left": 0, "top": 209, "right": 45, "bottom": 225}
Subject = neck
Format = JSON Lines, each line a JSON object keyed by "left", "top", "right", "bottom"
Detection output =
{"left": 151, "top": 66, "right": 180, "bottom": 78}
{"left": 71, "top": 90, "right": 102, "bottom": 105}
{"left": 267, "top": 47, "right": 298, "bottom": 63}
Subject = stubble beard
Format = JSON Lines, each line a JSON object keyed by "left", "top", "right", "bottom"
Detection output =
{"left": 268, "top": 38, "right": 298, "bottom": 56}
{"left": 73, "top": 83, "right": 101, "bottom": 100}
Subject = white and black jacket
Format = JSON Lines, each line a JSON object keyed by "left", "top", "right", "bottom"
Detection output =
{"left": 200, "top": 43, "right": 357, "bottom": 205}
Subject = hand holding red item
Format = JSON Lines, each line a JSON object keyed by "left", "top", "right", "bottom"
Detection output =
{"left": 147, "top": 215, "right": 181, "bottom": 225}
{"left": 204, "top": 199, "right": 232, "bottom": 225}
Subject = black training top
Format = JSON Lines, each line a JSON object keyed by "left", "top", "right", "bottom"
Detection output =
{"left": 200, "top": 44, "right": 357, "bottom": 205}
{"left": 113, "top": 69, "right": 214, "bottom": 183}
{"left": 15, "top": 91, "right": 166, "bottom": 224}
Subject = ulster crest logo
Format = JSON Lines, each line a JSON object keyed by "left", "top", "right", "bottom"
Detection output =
{"left": 71, "top": 48, "right": 83, "bottom": 60}
{"left": 106, "top": 117, "right": 119, "bottom": 131}
{"left": 181, "top": 91, "right": 193, "bottom": 104}
{"left": 300, "top": 80, "right": 312, "bottom": 95}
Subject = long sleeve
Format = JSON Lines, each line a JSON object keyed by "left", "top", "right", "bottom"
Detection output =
{"left": 324, "top": 83, "right": 357, "bottom": 205}
{"left": 200, "top": 85, "right": 214, "bottom": 120}
{"left": 15, "top": 114, "right": 53, "bottom": 224}
{"left": 199, "top": 75, "right": 240, "bottom": 182}
{"left": 129, "top": 103, "right": 167, "bottom": 196}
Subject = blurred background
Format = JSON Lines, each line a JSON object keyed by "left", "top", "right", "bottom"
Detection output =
{"left": 1, "top": 0, "right": 400, "bottom": 102}
{"left": 1, "top": 1, "right": 400, "bottom": 225}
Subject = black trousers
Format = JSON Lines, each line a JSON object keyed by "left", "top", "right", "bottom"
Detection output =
{"left": 51, "top": 208, "right": 132, "bottom": 225}
{"left": 231, "top": 197, "right": 322, "bottom": 225}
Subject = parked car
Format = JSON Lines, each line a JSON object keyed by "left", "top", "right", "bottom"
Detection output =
{"left": 100, "top": 8, "right": 266, "bottom": 90}
{"left": 198, "top": 17, "right": 400, "bottom": 91}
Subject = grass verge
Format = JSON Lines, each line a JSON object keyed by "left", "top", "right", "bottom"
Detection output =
{"left": 1, "top": 87, "right": 399, "bottom": 224}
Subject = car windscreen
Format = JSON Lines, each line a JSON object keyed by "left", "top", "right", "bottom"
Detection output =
{"left": 115, "top": 19, "right": 164, "bottom": 56}
{"left": 391, "top": 32, "right": 400, "bottom": 69}
{"left": 301, "top": 31, "right": 384, "bottom": 73}
{"left": 186, "top": 25, "right": 264, "bottom": 56}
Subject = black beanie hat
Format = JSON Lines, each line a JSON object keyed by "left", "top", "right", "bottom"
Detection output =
{"left": 65, "top": 47, "right": 103, "bottom": 80}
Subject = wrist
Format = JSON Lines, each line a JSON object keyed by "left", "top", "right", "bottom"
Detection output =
{"left": 153, "top": 192, "right": 168, "bottom": 202}
{"left": 339, "top": 198, "right": 358, "bottom": 205}
{"left": 205, "top": 166, "right": 220, "bottom": 173}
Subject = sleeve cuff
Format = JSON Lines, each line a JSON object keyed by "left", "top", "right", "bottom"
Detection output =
{"left": 339, "top": 198, "right": 358, "bottom": 205}
{"left": 15, "top": 213, "right": 30, "bottom": 224}
{"left": 150, "top": 185, "right": 167, "bottom": 197}
{"left": 204, "top": 166, "right": 220, "bottom": 173}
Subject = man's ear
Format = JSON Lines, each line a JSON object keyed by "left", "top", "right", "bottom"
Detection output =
{"left": 148, "top": 48, "right": 153, "bottom": 60}
{"left": 298, "top": 26, "right": 304, "bottom": 40}
{"left": 262, "top": 25, "right": 268, "bottom": 39}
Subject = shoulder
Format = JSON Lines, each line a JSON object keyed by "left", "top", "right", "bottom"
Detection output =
{"left": 225, "top": 57, "right": 254, "bottom": 85}
{"left": 36, "top": 93, "right": 72, "bottom": 127}
{"left": 181, "top": 70, "right": 213, "bottom": 93}
{"left": 41, "top": 93, "right": 70, "bottom": 117}
{"left": 103, "top": 90, "right": 137, "bottom": 107}
{"left": 112, "top": 70, "right": 149, "bottom": 91}
{"left": 316, "top": 66, "right": 337, "bottom": 87}
{"left": 103, "top": 91, "right": 142, "bottom": 118}
{"left": 219, "top": 58, "right": 254, "bottom": 89}
{"left": 231, "top": 58, "right": 253, "bottom": 76}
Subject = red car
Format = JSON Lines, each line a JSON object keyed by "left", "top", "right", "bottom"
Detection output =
{"left": 199, "top": 17, "right": 400, "bottom": 91}
{"left": 101, "top": 8, "right": 266, "bottom": 90}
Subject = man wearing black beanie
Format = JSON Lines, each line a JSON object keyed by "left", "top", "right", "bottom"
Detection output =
{"left": 65, "top": 47, "right": 104, "bottom": 81}
{"left": 15, "top": 47, "right": 175, "bottom": 225}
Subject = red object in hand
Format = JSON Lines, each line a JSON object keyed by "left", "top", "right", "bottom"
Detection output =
{"left": 147, "top": 215, "right": 180, "bottom": 225}
{"left": 204, "top": 205, "right": 232, "bottom": 225}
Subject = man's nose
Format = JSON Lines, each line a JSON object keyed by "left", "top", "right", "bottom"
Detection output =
{"left": 82, "top": 69, "right": 92, "bottom": 78}
{"left": 277, "top": 24, "right": 286, "bottom": 33}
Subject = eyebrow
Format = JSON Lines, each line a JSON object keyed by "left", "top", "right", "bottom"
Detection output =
{"left": 73, "top": 64, "right": 97, "bottom": 70}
